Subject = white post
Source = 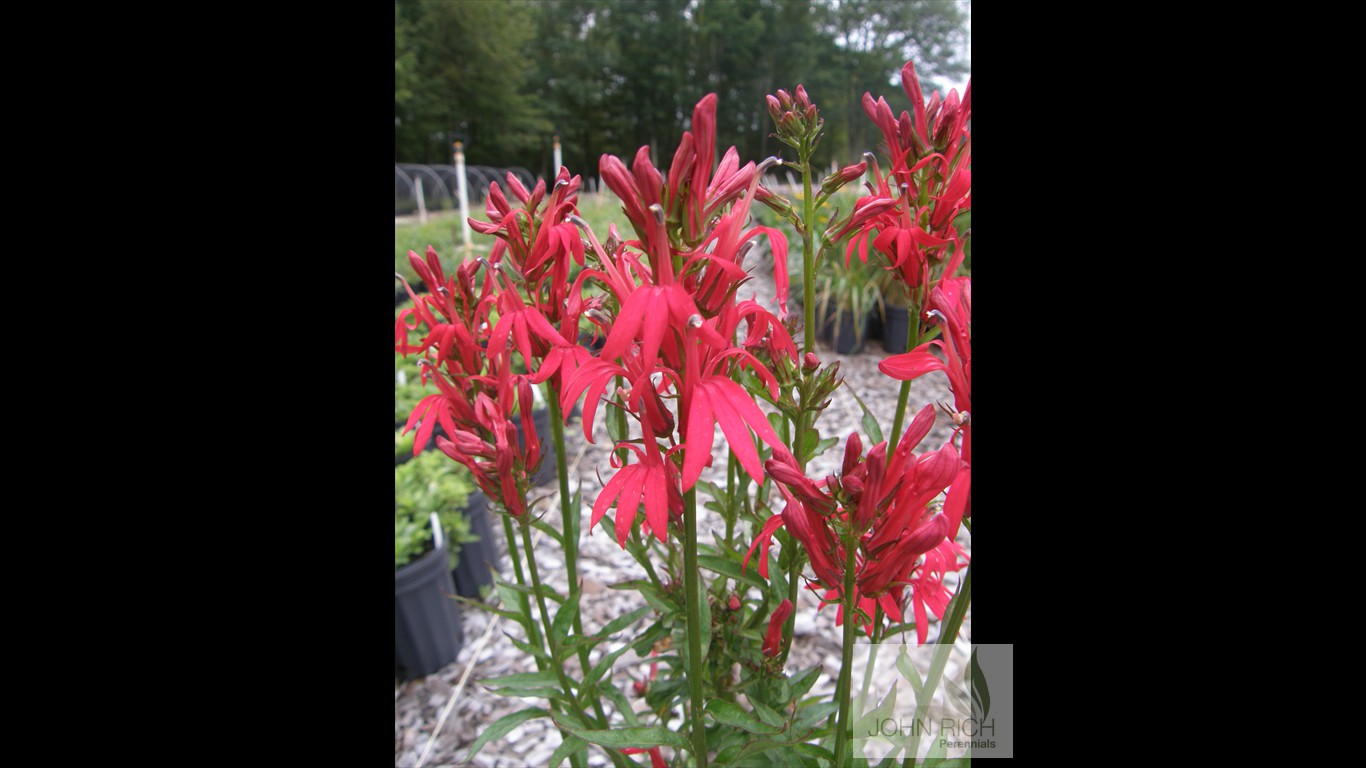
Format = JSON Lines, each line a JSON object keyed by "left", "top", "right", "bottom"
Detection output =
{"left": 454, "top": 141, "right": 472, "bottom": 255}
{"left": 553, "top": 134, "right": 562, "bottom": 176}
{"left": 415, "top": 176, "right": 428, "bottom": 224}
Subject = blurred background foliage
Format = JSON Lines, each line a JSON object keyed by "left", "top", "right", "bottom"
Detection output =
{"left": 395, "top": 0, "right": 970, "bottom": 174}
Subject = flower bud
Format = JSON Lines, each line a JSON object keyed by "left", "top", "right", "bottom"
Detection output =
{"left": 763, "top": 599, "right": 793, "bottom": 657}
{"left": 795, "top": 84, "right": 810, "bottom": 110}
{"left": 728, "top": 595, "right": 741, "bottom": 611}
{"left": 803, "top": 352, "right": 820, "bottom": 371}
{"left": 766, "top": 94, "right": 782, "bottom": 120}
{"left": 776, "top": 89, "right": 793, "bottom": 112}
{"left": 819, "top": 161, "right": 867, "bottom": 196}
{"left": 633, "top": 680, "right": 649, "bottom": 697}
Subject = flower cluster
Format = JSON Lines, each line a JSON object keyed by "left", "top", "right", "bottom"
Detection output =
{"left": 745, "top": 404, "right": 968, "bottom": 643}
{"left": 395, "top": 169, "right": 592, "bottom": 517}
{"left": 565, "top": 94, "right": 796, "bottom": 548}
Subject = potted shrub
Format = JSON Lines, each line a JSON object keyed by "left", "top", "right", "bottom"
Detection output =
{"left": 394, "top": 509, "right": 464, "bottom": 679}
{"left": 395, "top": 449, "right": 501, "bottom": 601}
{"left": 814, "top": 250, "right": 884, "bottom": 354}
{"left": 879, "top": 275, "right": 912, "bottom": 354}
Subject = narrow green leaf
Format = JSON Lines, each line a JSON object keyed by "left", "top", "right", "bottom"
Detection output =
{"left": 599, "top": 683, "right": 642, "bottom": 727}
{"left": 749, "top": 698, "right": 787, "bottom": 729}
{"left": 551, "top": 594, "right": 581, "bottom": 650}
{"left": 706, "top": 699, "right": 784, "bottom": 735}
{"left": 530, "top": 517, "right": 565, "bottom": 545}
{"left": 505, "top": 631, "right": 550, "bottom": 662}
{"left": 582, "top": 639, "right": 636, "bottom": 688}
{"left": 484, "top": 670, "right": 562, "bottom": 690}
{"left": 597, "top": 605, "right": 653, "bottom": 638}
{"left": 793, "top": 701, "right": 840, "bottom": 729}
{"left": 548, "top": 735, "right": 588, "bottom": 768}
{"left": 463, "top": 707, "right": 550, "bottom": 762}
{"left": 607, "top": 407, "right": 629, "bottom": 444}
{"left": 896, "top": 648, "right": 925, "bottom": 697}
{"left": 499, "top": 580, "right": 566, "bottom": 604}
{"left": 699, "top": 584, "right": 712, "bottom": 657}
{"left": 630, "top": 621, "right": 669, "bottom": 656}
{"left": 848, "top": 388, "right": 884, "bottom": 444}
{"left": 792, "top": 743, "right": 835, "bottom": 761}
{"left": 811, "top": 436, "right": 839, "bottom": 461}
{"left": 786, "top": 666, "right": 823, "bottom": 699}
{"left": 698, "top": 554, "right": 768, "bottom": 591}
{"left": 731, "top": 740, "right": 797, "bottom": 763}
{"left": 552, "top": 720, "right": 690, "bottom": 751}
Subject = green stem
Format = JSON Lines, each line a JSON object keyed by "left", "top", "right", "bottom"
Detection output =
{"left": 547, "top": 391, "right": 592, "bottom": 672}
{"left": 501, "top": 514, "right": 545, "bottom": 662}
{"left": 610, "top": 375, "right": 628, "bottom": 464}
{"left": 682, "top": 486, "right": 708, "bottom": 768}
{"left": 546, "top": 387, "right": 618, "bottom": 744}
{"left": 901, "top": 562, "right": 971, "bottom": 768}
{"left": 833, "top": 538, "right": 860, "bottom": 768}
{"left": 801, "top": 143, "right": 817, "bottom": 354}
{"left": 517, "top": 525, "right": 589, "bottom": 768}
{"left": 854, "top": 605, "right": 885, "bottom": 716}
{"left": 887, "top": 305, "right": 922, "bottom": 454}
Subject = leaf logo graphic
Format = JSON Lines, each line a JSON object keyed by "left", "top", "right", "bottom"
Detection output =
{"left": 971, "top": 647, "right": 990, "bottom": 722}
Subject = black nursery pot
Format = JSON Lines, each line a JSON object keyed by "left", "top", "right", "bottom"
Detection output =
{"left": 395, "top": 537, "right": 465, "bottom": 680}
{"left": 832, "top": 309, "right": 868, "bottom": 354}
{"left": 882, "top": 305, "right": 911, "bottom": 354}
{"left": 451, "top": 491, "right": 501, "bottom": 601}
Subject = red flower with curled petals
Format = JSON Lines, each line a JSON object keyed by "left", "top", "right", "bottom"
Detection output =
{"left": 590, "top": 436, "right": 680, "bottom": 547}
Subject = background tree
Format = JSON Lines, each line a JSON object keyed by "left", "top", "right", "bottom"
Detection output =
{"left": 395, "top": 0, "right": 969, "bottom": 175}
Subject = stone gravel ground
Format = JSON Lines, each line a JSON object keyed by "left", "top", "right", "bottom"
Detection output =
{"left": 395, "top": 249, "right": 971, "bottom": 768}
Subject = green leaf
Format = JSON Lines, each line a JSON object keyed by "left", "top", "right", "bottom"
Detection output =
{"left": 793, "top": 701, "right": 840, "bottom": 730}
{"left": 505, "top": 631, "right": 550, "bottom": 662}
{"left": 607, "top": 405, "right": 629, "bottom": 444}
{"left": 698, "top": 555, "right": 768, "bottom": 592}
{"left": 699, "top": 584, "right": 712, "bottom": 657}
{"left": 548, "top": 734, "right": 588, "bottom": 768}
{"left": 551, "top": 720, "right": 690, "bottom": 751}
{"left": 463, "top": 707, "right": 550, "bottom": 762}
{"left": 729, "top": 739, "right": 798, "bottom": 764}
{"left": 749, "top": 698, "right": 787, "bottom": 729}
{"left": 811, "top": 436, "right": 838, "bottom": 461}
{"left": 484, "top": 670, "right": 563, "bottom": 692}
{"left": 895, "top": 647, "right": 924, "bottom": 698}
{"left": 706, "top": 699, "right": 784, "bottom": 735}
{"left": 598, "top": 605, "right": 654, "bottom": 638}
{"left": 551, "top": 594, "right": 581, "bottom": 651}
{"left": 499, "top": 580, "right": 565, "bottom": 604}
{"left": 570, "top": 486, "right": 583, "bottom": 543}
{"left": 599, "top": 683, "right": 642, "bottom": 727}
{"left": 630, "top": 621, "right": 669, "bottom": 656}
{"left": 786, "top": 666, "right": 823, "bottom": 700}
{"left": 582, "top": 638, "right": 636, "bottom": 688}
{"left": 847, "top": 388, "right": 883, "bottom": 444}
{"left": 530, "top": 518, "right": 565, "bottom": 545}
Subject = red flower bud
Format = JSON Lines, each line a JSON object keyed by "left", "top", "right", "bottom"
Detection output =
{"left": 766, "top": 94, "right": 781, "bottom": 120}
{"left": 803, "top": 352, "right": 820, "bottom": 371}
{"left": 795, "top": 84, "right": 810, "bottom": 110}
{"left": 728, "top": 595, "right": 741, "bottom": 611}
{"left": 763, "top": 599, "right": 793, "bottom": 657}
